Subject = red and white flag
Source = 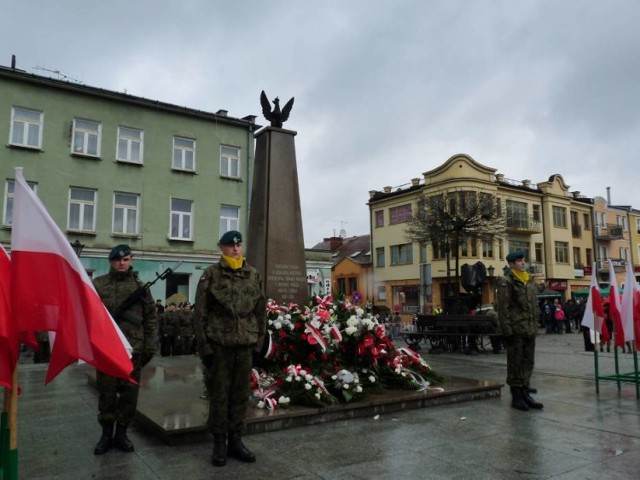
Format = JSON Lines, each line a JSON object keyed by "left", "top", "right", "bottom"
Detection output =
{"left": 620, "top": 260, "right": 637, "bottom": 345}
{"left": 11, "top": 168, "right": 133, "bottom": 384}
{"left": 582, "top": 263, "right": 609, "bottom": 344}
{"left": 608, "top": 260, "right": 625, "bottom": 348}
{"left": 0, "top": 243, "right": 16, "bottom": 389}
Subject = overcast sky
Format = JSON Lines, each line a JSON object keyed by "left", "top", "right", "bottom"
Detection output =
{"left": 3, "top": 1, "right": 639, "bottom": 247}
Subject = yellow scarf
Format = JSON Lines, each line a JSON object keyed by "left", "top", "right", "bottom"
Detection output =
{"left": 511, "top": 269, "right": 530, "bottom": 284}
{"left": 222, "top": 255, "right": 244, "bottom": 270}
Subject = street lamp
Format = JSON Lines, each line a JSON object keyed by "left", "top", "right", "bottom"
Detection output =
{"left": 70, "top": 239, "right": 85, "bottom": 257}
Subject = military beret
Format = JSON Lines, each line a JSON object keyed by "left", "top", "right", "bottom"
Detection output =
{"left": 218, "top": 230, "right": 242, "bottom": 245}
{"left": 506, "top": 250, "right": 525, "bottom": 263}
{"left": 108, "top": 244, "right": 132, "bottom": 260}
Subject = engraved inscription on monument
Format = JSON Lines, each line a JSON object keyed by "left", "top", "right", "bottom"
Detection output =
{"left": 267, "top": 263, "right": 307, "bottom": 302}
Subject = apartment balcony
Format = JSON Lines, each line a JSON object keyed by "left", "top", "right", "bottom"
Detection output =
{"left": 528, "top": 261, "right": 545, "bottom": 276}
{"left": 595, "top": 224, "right": 624, "bottom": 240}
{"left": 597, "top": 258, "right": 626, "bottom": 271}
{"left": 506, "top": 215, "right": 542, "bottom": 234}
{"left": 571, "top": 223, "right": 582, "bottom": 238}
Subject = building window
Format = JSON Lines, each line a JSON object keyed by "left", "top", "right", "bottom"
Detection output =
{"left": 482, "top": 240, "right": 493, "bottom": 258}
{"left": 554, "top": 241, "right": 569, "bottom": 263}
{"left": 377, "top": 286, "right": 386, "bottom": 301}
{"left": 220, "top": 145, "right": 241, "bottom": 178}
{"left": 419, "top": 242, "right": 428, "bottom": 263}
{"left": 460, "top": 238, "right": 469, "bottom": 257}
{"left": 170, "top": 198, "right": 193, "bottom": 240}
{"left": 535, "top": 243, "right": 543, "bottom": 262}
{"left": 573, "top": 247, "right": 581, "bottom": 267}
{"left": 390, "top": 243, "right": 413, "bottom": 266}
{"left": 586, "top": 248, "right": 593, "bottom": 266}
{"left": 375, "top": 210, "right": 384, "bottom": 228}
{"left": 337, "top": 278, "right": 346, "bottom": 294}
{"left": 10, "top": 107, "right": 43, "bottom": 149}
{"left": 113, "top": 192, "right": 139, "bottom": 235}
{"left": 376, "top": 247, "right": 385, "bottom": 267}
{"left": 389, "top": 204, "right": 412, "bottom": 225}
{"left": 532, "top": 204, "right": 541, "bottom": 222}
{"left": 348, "top": 277, "right": 358, "bottom": 294}
{"left": 3, "top": 180, "right": 37, "bottom": 225}
{"left": 584, "top": 213, "right": 591, "bottom": 230}
{"left": 617, "top": 215, "right": 627, "bottom": 232}
{"left": 506, "top": 200, "right": 528, "bottom": 225}
{"left": 620, "top": 247, "right": 630, "bottom": 261}
{"left": 68, "top": 187, "right": 97, "bottom": 232}
{"left": 432, "top": 239, "right": 444, "bottom": 260}
{"left": 552, "top": 206, "right": 567, "bottom": 228}
{"left": 509, "top": 240, "right": 530, "bottom": 261}
{"left": 172, "top": 137, "right": 196, "bottom": 171}
{"left": 72, "top": 118, "right": 101, "bottom": 157}
{"left": 636, "top": 218, "right": 640, "bottom": 234}
{"left": 116, "top": 127, "right": 143, "bottom": 163}
{"left": 219, "top": 204, "right": 239, "bottom": 235}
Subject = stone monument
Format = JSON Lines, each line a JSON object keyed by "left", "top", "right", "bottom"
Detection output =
{"left": 246, "top": 91, "right": 308, "bottom": 305}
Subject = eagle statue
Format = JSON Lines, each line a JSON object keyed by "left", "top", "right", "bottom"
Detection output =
{"left": 260, "top": 90, "right": 294, "bottom": 128}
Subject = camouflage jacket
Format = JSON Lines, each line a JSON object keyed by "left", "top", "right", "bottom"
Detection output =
{"left": 496, "top": 270, "right": 538, "bottom": 337}
{"left": 194, "top": 258, "right": 266, "bottom": 354}
{"left": 160, "top": 310, "right": 182, "bottom": 336}
{"left": 179, "top": 311, "right": 194, "bottom": 337}
{"left": 93, "top": 268, "right": 158, "bottom": 354}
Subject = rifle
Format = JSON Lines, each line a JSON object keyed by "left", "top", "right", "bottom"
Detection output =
{"left": 113, "top": 261, "right": 183, "bottom": 325}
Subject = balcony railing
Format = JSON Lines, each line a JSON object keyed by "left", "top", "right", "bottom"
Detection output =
{"left": 528, "top": 261, "right": 545, "bottom": 276}
{"left": 571, "top": 223, "right": 582, "bottom": 238}
{"left": 595, "top": 224, "right": 624, "bottom": 240}
{"left": 506, "top": 215, "right": 543, "bottom": 234}
{"left": 597, "top": 258, "right": 626, "bottom": 270}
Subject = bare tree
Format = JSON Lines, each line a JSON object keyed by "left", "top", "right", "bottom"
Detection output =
{"left": 405, "top": 189, "right": 506, "bottom": 311}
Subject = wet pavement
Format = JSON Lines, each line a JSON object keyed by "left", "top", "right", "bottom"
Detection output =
{"left": 14, "top": 331, "right": 640, "bottom": 479}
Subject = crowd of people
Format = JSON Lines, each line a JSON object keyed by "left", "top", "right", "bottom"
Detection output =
{"left": 156, "top": 300, "right": 196, "bottom": 357}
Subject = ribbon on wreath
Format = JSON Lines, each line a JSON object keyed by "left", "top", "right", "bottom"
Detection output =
{"left": 306, "top": 324, "right": 328, "bottom": 352}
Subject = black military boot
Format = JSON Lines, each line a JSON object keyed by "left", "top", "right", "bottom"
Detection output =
{"left": 113, "top": 423, "right": 135, "bottom": 452}
{"left": 510, "top": 386, "right": 529, "bottom": 411}
{"left": 212, "top": 435, "right": 227, "bottom": 467}
{"left": 227, "top": 431, "right": 256, "bottom": 463}
{"left": 522, "top": 388, "right": 544, "bottom": 409}
{"left": 94, "top": 423, "right": 114, "bottom": 455}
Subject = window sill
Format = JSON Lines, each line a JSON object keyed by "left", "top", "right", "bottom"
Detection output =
{"left": 171, "top": 168, "right": 197, "bottom": 175}
{"left": 219, "top": 175, "right": 243, "bottom": 182}
{"left": 115, "top": 159, "right": 144, "bottom": 166}
{"left": 7, "top": 143, "right": 43, "bottom": 152}
{"left": 168, "top": 237, "right": 194, "bottom": 243}
{"left": 66, "top": 230, "right": 97, "bottom": 237}
{"left": 111, "top": 233, "right": 142, "bottom": 239}
{"left": 71, "top": 152, "right": 101, "bottom": 160}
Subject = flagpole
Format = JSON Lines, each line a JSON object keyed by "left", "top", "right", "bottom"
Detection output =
{"left": 1, "top": 386, "right": 9, "bottom": 474}
{"left": 5, "top": 367, "right": 18, "bottom": 480}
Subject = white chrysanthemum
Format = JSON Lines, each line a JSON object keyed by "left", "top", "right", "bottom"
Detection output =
{"left": 346, "top": 315, "right": 359, "bottom": 327}
{"left": 345, "top": 326, "right": 358, "bottom": 336}
{"left": 315, "top": 393, "right": 321, "bottom": 399}
{"left": 257, "top": 400, "right": 265, "bottom": 409}
{"left": 355, "top": 385, "right": 363, "bottom": 393}
{"left": 305, "top": 374, "right": 314, "bottom": 382}
{"left": 331, "top": 375, "right": 337, "bottom": 380}
{"left": 305, "top": 383, "right": 312, "bottom": 390}
{"left": 273, "top": 320, "right": 282, "bottom": 329}
{"left": 369, "top": 376, "right": 376, "bottom": 383}
{"left": 343, "top": 384, "right": 350, "bottom": 390}
{"left": 355, "top": 307, "right": 364, "bottom": 317}
{"left": 295, "top": 376, "right": 301, "bottom": 382}
{"left": 299, "top": 369, "right": 307, "bottom": 376}
{"left": 285, "top": 314, "right": 291, "bottom": 320}
{"left": 401, "top": 372, "right": 407, "bottom": 377}
{"left": 362, "top": 318, "right": 375, "bottom": 330}
{"left": 286, "top": 376, "right": 293, "bottom": 382}
{"left": 268, "top": 319, "right": 273, "bottom": 325}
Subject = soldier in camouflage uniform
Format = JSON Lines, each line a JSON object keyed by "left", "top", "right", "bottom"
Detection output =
{"left": 92, "top": 244, "right": 157, "bottom": 454}
{"left": 194, "top": 231, "right": 266, "bottom": 467}
{"left": 159, "top": 304, "right": 179, "bottom": 356}
{"left": 496, "top": 251, "right": 543, "bottom": 411}
{"left": 179, "top": 303, "right": 195, "bottom": 355}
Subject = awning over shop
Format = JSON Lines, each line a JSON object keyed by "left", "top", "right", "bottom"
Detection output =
{"left": 572, "top": 287, "right": 623, "bottom": 298}
{"left": 536, "top": 289, "right": 562, "bottom": 299}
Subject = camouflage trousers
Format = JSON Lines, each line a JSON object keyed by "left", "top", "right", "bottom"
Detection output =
{"left": 96, "top": 362, "right": 142, "bottom": 428}
{"left": 206, "top": 344, "right": 252, "bottom": 435}
{"left": 505, "top": 335, "right": 536, "bottom": 388}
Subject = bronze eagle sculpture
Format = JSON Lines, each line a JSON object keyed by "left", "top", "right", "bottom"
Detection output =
{"left": 260, "top": 90, "right": 294, "bottom": 128}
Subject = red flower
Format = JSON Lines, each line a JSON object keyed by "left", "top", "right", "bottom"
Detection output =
{"left": 300, "top": 333, "right": 307, "bottom": 341}
{"left": 363, "top": 335, "right": 374, "bottom": 348}
{"left": 279, "top": 331, "right": 288, "bottom": 339}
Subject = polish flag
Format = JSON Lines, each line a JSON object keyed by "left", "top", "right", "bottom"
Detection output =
{"left": 0, "top": 244, "right": 16, "bottom": 389}
{"left": 582, "top": 263, "right": 609, "bottom": 344}
{"left": 620, "top": 260, "right": 637, "bottom": 345}
{"left": 10, "top": 168, "right": 134, "bottom": 384}
{"left": 608, "top": 260, "right": 625, "bottom": 348}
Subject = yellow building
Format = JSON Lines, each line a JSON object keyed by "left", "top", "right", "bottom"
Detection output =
{"left": 368, "top": 154, "right": 596, "bottom": 314}
{"left": 593, "top": 196, "right": 634, "bottom": 287}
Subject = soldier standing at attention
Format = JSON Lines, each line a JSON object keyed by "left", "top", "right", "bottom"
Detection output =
{"left": 496, "top": 251, "right": 543, "bottom": 411}
{"left": 92, "top": 244, "right": 157, "bottom": 454}
{"left": 194, "top": 231, "right": 266, "bottom": 467}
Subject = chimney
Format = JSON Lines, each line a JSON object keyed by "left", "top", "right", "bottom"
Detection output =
{"left": 383, "top": 186, "right": 392, "bottom": 193}
{"left": 324, "top": 236, "right": 344, "bottom": 250}
{"left": 411, "top": 177, "right": 420, "bottom": 186}
{"left": 216, "top": 109, "right": 228, "bottom": 116}
{"left": 11, "top": 54, "right": 16, "bottom": 70}
{"left": 572, "top": 191, "right": 581, "bottom": 199}
{"left": 606, "top": 186, "right": 611, "bottom": 204}
{"left": 522, "top": 179, "right": 531, "bottom": 188}
{"left": 495, "top": 173, "right": 504, "bottom": 182}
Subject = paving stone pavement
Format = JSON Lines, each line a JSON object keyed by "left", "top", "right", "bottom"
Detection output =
{"left": 13, "top": 331, "right": 640, "bottom": 479}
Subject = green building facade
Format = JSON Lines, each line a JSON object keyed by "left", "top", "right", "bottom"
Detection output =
{"left": 0, "top": 65, "right": 259, "bottom": 302}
